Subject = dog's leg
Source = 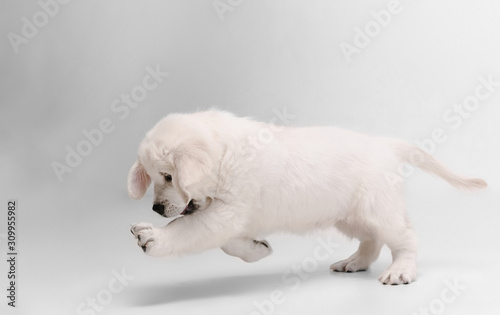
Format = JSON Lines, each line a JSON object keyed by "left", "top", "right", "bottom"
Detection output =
{"left": 130, "top": 217, "right": 233, "bottom": 257}
{"left": 221, "top": 238, "right": 273, "bottom": 262}
{"left": 378, "top": 226, "right": 417, "bottom": 285}
{"left": 130, "top": 203, "right": 245, "bottom": 257}
{"left": 330, "top": 239, "right": 383, "bottom": 272}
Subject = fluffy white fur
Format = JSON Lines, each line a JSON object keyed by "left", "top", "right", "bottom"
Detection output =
{"left": 128, "top": 110, "right": 487, "bottom": 285}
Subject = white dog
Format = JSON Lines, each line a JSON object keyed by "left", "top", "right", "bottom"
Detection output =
{"left": 128, "top": 110, "right": 486, "bottom": 285}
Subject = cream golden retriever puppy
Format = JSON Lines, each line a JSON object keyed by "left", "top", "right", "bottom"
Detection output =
{"left": 128, "top": 110, "right": 486, "bottom": 285}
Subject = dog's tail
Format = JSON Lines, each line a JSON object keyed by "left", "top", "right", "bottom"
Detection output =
{"left": 392, "top": 140, "right": 487, "bottom": 192}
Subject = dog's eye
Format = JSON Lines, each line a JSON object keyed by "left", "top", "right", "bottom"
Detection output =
{"left": 164, "top": 174, "right": 172, "bottom": 182}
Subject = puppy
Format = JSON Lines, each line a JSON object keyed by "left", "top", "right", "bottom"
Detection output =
{"left": 128, "top": 110, "right": 486, "bottom": 285}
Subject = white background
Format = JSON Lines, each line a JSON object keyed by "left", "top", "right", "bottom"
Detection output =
{"left": 1, "top": 0, "right": 499, "bottom": 314}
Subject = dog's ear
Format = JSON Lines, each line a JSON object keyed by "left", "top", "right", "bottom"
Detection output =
{"left": 173, "top": 144, "right": 212, "bottom": 204}
{"left": 127, "top": 160, "right": 151, "bottom": 200}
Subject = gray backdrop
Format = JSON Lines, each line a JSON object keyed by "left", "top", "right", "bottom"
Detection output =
{"left": 1, "top": 1, "right": 499, "bottom": 315}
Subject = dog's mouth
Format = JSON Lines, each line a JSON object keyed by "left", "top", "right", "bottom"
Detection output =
{"left": 181, "top": 200, "right": 198, "bottom": 215}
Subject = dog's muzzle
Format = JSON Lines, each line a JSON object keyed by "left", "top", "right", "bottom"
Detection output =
{"left": 152, "top": 201, "right": 198, "bottom": 217}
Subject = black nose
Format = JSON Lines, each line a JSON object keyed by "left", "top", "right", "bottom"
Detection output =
{"left": 152, "top": 204, "right": 165, "bottom": 215}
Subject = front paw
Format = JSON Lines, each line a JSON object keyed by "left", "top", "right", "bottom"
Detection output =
{"left": 246, "top": 240, "right": 273, "bottom": 262}
{"left": 130, "top": 223, "right": 169, "bottom": 256}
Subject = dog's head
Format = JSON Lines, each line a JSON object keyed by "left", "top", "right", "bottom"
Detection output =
{"left": 127, "top": 114, "right": 219, "bottom": 217}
